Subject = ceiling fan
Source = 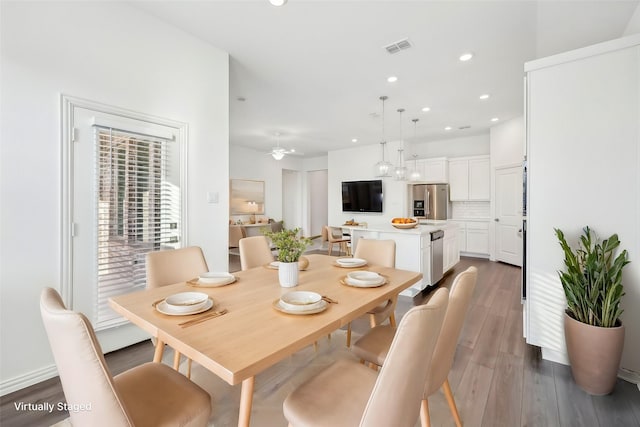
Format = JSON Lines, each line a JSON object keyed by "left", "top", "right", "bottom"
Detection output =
{"left": 267, "top": 133, "right": 302, "bottom": 160}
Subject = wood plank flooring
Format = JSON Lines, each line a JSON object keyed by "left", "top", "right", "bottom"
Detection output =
{"left": 2, "top": 256, "right": 639, "bottom": 427}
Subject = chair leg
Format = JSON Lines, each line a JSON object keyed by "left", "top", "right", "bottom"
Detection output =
{"left": 313, "top": 341, "right": 318, "bottom": 352}
{"left": 173, "top": 350, "right": 181, "bottom": 371}
{"left": 328, "top": 243, "right": 332, "bottom": 256}
{"left": 369, "top": 314, "right": 377, "bottom": 328}
{"left": 389, "top": 312, "right": 397, "bottom": 327}
{"left": 346, "top": 322, "right": 352, "bottom": 347}
{"left": 420, "top": 398, "right": 431, "bottom": 427}
{"left": 186, "top": 358, "right": 192, "bottom": 379}
{"left": 443, "top": 379, "right": 463, "bottom": 427}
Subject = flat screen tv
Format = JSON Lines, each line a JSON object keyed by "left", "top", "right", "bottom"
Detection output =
{"left": 341, "top": 180, "right": 383, "bottom": 213}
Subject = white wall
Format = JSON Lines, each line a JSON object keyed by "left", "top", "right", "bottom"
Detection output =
{"left": 328, "top": 135, "right": 489, "bottom": 227}
{"left": 409, "top": 133, "right": 490, "bottom": 158}
{"left": 490, "top": 116, "right": 525, "bottom": 168}
{"left": 0, "top": 2, "right": 229, "bottom": 394}
{"left": 624, "top": 3, "right": 640, "bottom": 35}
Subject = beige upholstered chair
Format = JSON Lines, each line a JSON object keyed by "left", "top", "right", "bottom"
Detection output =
{"left": 283, "top": 288, "right": 449, "bottom": 427}
{"left": 345, "top": 238, "right": 397, "bottom": 347}
{"left": 40, "top": 287, "right": 212, "bottom": 427}
{"left": 146, "top": 246, "right": 209, "bottom": 377}
{"left": 322, "top": 226, "right": 350, "bottom": 256}
{"left": 239, "top": 235, "right": 274, "bottom": 271}
{"left": 352, "top": 266, "right": 478, "bottom": 427}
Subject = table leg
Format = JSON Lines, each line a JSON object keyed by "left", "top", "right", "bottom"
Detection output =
{"left": 153, "top": 339, "right": 165, "bottom": 363}
{"left": 238, "top": 376, "right": 255, "bottom": 427}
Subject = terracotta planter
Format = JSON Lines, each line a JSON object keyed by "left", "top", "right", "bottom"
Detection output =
{"left": 564, "top": 312, "right": 625, "bottom": 395}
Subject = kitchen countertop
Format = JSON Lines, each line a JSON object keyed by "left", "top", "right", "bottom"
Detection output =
{"left": 342, "top": 222, "right": 458, "bottom": 234}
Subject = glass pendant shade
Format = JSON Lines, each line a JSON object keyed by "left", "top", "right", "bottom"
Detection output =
{"left": 375, "top": 142, "right": 392, "bottom": 177}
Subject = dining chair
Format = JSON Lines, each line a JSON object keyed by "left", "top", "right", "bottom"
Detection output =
{"left": 345, "top": 238, "right": 397, "bottom": 347}
{"left": 146, "top": 246, "right": 209, "bottom": 377}
{"left": 40, "top": 287, "right": 212, "bottom": 427}
{"left": 322, "top": 225, "right": 351, "bottom": 256}
{"left": 283, "top": 288, "right": 449, "bottom": 427}
{"left": 239, "top": 235, "right": 274, "bottom": 270}
{"left": 351, "top": 266, "right": 478, "bottom": 427}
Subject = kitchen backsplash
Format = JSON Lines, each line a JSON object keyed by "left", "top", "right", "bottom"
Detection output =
{"left": 450, "top": 201, "right": 490, "bottom": 219}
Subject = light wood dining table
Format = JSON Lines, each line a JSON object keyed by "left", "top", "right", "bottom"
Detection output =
{"left": 109, "top": 254, "right": 422, "bottom": 427}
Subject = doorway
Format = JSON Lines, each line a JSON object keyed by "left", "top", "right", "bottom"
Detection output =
{"left": 494, "top": 165, "right": 523, "bottom": 266}
{"left": 282, "top": 169, "right": 302, "bottom": 230}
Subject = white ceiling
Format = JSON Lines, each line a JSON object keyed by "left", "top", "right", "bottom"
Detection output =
{"left": 131, "top": 0, "right": 638, "bottom": 157}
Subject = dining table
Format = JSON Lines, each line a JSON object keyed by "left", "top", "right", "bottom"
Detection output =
{"left": 109, "top": 253, "right": 422, "bottom": 427}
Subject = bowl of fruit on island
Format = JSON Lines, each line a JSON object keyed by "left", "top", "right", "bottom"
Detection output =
{"left": 391, "top": 217, "right": 418, "bottom": 229}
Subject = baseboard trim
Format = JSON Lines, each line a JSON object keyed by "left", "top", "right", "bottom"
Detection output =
{"left": 619, "top": 367, "right": 640, "bottom": 385}
{"left": 0, "top": 364, "right": 58, "bottom": 397}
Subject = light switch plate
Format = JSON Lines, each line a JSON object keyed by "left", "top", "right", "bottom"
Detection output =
{"left": 207, "top": 192, "right": 219, "bottom": 204}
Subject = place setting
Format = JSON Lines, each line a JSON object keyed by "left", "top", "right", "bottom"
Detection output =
{"left": 188, "top": 271, "right": 238, "bottom": 287}
{"left": 272, "top": 291, "right": 334, "bottom": 315}
{"left": 264, "top": 256, "right": 310, "bottom": 271}
{"left": 151, "top": 291, "right": 228, "bottom": 326}
{"left": 333, "top": 257, "right": 367, "bottom": 268}
{"left": 340, "top": 271, "right": 388, "bottom": 288}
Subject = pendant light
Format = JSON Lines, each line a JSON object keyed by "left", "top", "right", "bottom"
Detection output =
{"left": 374, "top": 96, "right": 393, "bottom": 178}
{"left": 410, "top": 119, "right": 422, "bottom": 181}
{"left": 394, "top": 108, "right": 407, "bottom": 181}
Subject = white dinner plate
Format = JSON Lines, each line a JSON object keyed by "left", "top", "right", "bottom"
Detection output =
{"left": 340, "top": 275, "right": 388, "bottom": 288}
{"left": 334, "top": 258, "right": 367, "bottom": 268}
{"left": 189, "top": 275, "right": 237, "bottom": 288}
{"left": 346, "top": 271, "right": 384, "bottom": 286}
{"left": 272, "top": 299, "right": 328, "bottom": 315}
{"left": 155, "top": 298, "right": 214, "bottom": 316}
{"left": 164, "top": 291, "right": 209, "bottom": 312}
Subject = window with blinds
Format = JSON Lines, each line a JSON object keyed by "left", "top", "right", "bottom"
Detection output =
{"left": 94, "top": 126, "right": 181, "bottom": 327}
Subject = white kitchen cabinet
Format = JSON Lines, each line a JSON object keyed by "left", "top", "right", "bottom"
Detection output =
{"left": 448, "top": 219, "right": 489, "bottom": 256}
{"left": 421, "top": 158, "right": 448, "bottom": 183}
{"left": 465, "top": 221, "right": 489, "bottom": 254}
{"left": 448, "top": 156, "right": 490, "bottom": 201}
{"left": 443, "top": 227, "right": 459, "bottom": 273}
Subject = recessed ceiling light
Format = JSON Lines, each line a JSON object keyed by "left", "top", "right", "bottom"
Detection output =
{"left": 421, "top": 107, "right": 430, "bottom": 112}
{"left": 290, "top": 148, "right": 296, "bottom": 153}
{"left": 445, "top": 126, "right": 452, "bottom": 131}
{"left": 491, "top": 117, "right": 499, "bottom": 122}
{"left": 269, "top": 0, "right": 287, "bottom": 6}
{"left": 352, "top": 138, "right": 358, "bottom": 143}
{"left": 387, "top": 76, "right": 398, "bottom": 83}
{"left": 459, "top": 52, "right": 474, "bottom": 62}
{"left": 479, "top": 94, "right": 490, "bottom": 100}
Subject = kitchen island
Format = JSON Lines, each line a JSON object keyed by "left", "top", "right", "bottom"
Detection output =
{"left": 342, "top": 222, "right": 459, "bottom": 297}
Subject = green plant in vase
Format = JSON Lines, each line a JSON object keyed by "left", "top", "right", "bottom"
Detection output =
{"left": 554, "top": 226, "right": 629, "bottom": 395}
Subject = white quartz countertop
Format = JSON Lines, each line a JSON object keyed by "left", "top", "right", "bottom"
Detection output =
{"left": 342, "top": 222, "right": 458, "bottom": 234}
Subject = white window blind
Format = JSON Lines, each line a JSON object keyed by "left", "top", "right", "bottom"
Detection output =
{"left": 94, "top": 126, "right": 181, "bottom": 328}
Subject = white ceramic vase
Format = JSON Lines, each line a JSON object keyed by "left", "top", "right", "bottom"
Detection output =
{"left": 278, "top": 261, "right": 299, "bottom": 287}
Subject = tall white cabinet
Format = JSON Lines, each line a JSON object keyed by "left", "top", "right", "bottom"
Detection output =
{"left": 525, "top": 34, "right": 640, "bottom": 378}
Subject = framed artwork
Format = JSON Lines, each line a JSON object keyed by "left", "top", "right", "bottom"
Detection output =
{"left": 230, "top": 179, "right": 265, "bottom": 214}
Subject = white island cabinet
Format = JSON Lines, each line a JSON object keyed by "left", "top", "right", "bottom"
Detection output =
{"left": 346, "top": 222, "right": 459, "bottom": 297}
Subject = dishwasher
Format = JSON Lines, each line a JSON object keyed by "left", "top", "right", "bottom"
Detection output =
{"left": 430, "top": 230, "right": 444, "bottom": 285}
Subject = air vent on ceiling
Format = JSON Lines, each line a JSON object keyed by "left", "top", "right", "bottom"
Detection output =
{"left": 458, "top": 125, "right": 471, "bottom": 130}
{"left": 384, "top": 38, "right": 413, "bottom": 54}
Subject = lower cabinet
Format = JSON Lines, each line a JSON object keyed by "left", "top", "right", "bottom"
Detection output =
{"left": 449, "top": 220, "right": 490, "bottom": 257}
{"left": 443, "top": 228, "right": 459, "bottom": 273}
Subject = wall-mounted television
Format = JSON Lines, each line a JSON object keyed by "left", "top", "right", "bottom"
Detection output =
{"left": 341, "top": 180, "right": 383, "bottom": 213}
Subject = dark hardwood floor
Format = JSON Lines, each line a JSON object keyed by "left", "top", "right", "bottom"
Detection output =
{"left": 2, "top": 256, "right": 638, "bottom": 427}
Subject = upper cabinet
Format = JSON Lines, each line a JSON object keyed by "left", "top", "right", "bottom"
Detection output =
{"left": 448, "top": 155, "right": 490, "bottom": 201}
{"left": 414, "top": 157, "right": 448, "bottom": 183}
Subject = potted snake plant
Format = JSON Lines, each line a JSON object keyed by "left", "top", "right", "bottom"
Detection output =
{"left": 555, "top": 226, "right": 629, "bottom": 395}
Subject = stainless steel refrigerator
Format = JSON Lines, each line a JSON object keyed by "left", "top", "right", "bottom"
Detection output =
{"left": 410, "top": 184, "right": 449, "bottom": 220}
